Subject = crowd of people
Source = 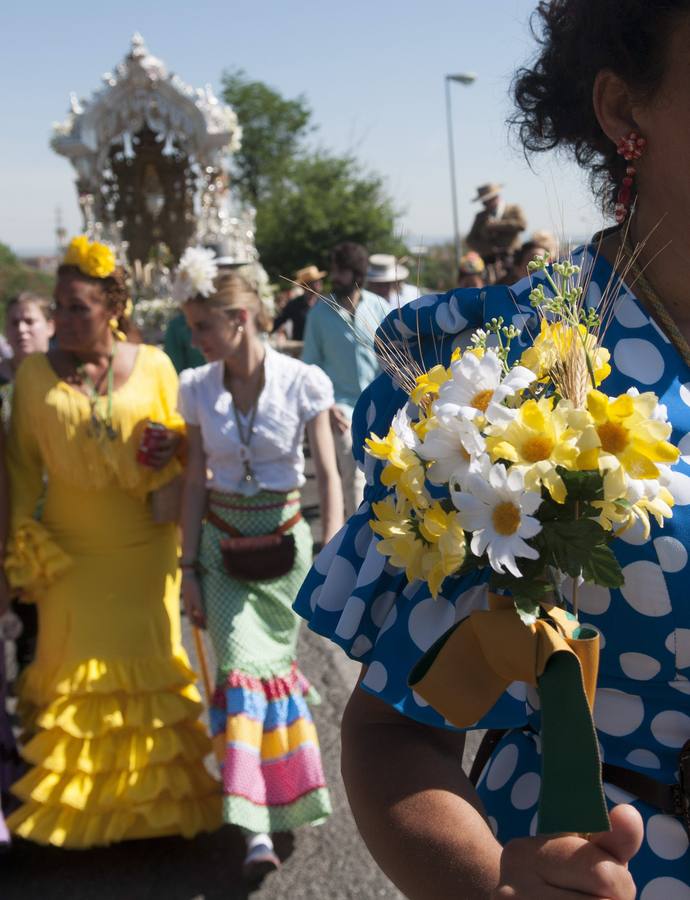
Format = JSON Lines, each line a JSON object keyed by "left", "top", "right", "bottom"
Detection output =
{"left": 2, "top": 1, "right": 690, "bottom": 897}
{"left": 0, "top": 234, "right": 422, "bottom": 878}
{"left": 0, "top": 223, "right": 518, "bottom": 872}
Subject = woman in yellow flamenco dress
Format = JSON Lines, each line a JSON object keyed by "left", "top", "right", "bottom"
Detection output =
{"left": 4, "top": 237, "right": 221, "bottom": 847}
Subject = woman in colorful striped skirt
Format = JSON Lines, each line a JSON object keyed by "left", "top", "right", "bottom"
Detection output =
{"left": 176, "top": 259, "right": 343, "bottom": 880}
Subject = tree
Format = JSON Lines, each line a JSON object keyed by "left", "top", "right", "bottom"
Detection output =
{"left": 415, "top": 241, "right": 459, "bottom": 292}
{"left": 0, "top": 244, "right": 54, "bottom": 308}
{"left": 220, "top": 71, "right": 405, "bottom": 282}
{"left": 221, "top": 69, "right": 312, "bottom": 208}
{"left": 255, "top": 153, "right": 405, "bottom": 283}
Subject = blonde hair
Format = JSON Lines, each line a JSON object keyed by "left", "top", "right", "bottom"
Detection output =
{"left": 187, "top": 271, "right": 272, "bottom": 333}
{"left": 6, "top": 291, "right": 53, "bottom": 320}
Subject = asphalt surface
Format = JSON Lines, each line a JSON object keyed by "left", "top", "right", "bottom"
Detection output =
{"left": 1, "top": 461, "right": 481, "bottom": 899}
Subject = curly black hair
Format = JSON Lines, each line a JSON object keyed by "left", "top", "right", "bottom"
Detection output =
{"left": 56, "top": 264, "right": 129, "bottom": 313}
{"left": 330, "top": 242, "right": 369, "bottom": 285}
{"left": 511, "top": 0, "right": 690, "bottom": 214}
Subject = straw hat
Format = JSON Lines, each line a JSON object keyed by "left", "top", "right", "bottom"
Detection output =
{"left": 366, "top": 253, "right": 410, "bottom": 283}
{"left": 472, "top": 182, "right": 504, "bottom": 203}
{"left": 529, "top": 230, "right": 557, "bottom": 254}
{"left": 294, "top": 264, "right": 326, "bottom": 285}
{"left": 458, "top": 251, "right": 486, "bottom": 275}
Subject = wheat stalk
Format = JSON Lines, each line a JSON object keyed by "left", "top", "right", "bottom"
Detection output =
{"left": 562, "top": 338, "right": 590, "bottom": 408}
{"left": 282, "top": 277, "right": 425, "bottom": 397}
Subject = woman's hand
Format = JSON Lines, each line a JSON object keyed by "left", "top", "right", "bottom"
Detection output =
{"left": 493, "top": 804, "right": 643, "bottom": 899}
{"left": 329, "top": 405, "right": 350, "bottom": 436}
{"left": 181, "top": 571, "right": 206, "bottom": 629}
{"left": 147, "top": 430, "right": 182, "bottom": 470}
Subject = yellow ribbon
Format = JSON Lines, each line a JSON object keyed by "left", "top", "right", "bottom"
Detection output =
{"left": 409, "top": 593, "right": 599, "bottom": 725}
{"left": 409, "top": 593, "right": 609, "bottom": 834}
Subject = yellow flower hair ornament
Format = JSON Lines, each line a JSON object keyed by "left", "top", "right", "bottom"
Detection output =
{"left": 63, "top": 235, "right": 117, "bottom": 280}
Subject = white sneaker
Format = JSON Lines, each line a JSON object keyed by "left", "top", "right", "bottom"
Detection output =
{"left": 242, "top": 841, "right": 280, "bottom": 882}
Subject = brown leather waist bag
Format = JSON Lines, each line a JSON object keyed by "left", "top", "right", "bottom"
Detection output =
{"left": 205, "top": 507, "right": 302, "bottom": 582}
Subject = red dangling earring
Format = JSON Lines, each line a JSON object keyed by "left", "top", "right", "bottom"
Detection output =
{"left": 614, "top": 130, "right": 647, "bottom": 224}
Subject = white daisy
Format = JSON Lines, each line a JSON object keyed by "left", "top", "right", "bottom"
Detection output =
{"left": 434, "top": 350, "right": 536, "bottom": 426}
{"left": 450, "top": 462, "right": 542, "bottom": 577}
{"left": 391, "top": 406, "right": 420, "bottom": 451}
{"left": 417, "top": 416, "right": 487, "bottom": 485}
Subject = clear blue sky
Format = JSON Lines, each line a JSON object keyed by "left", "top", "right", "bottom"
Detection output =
{"left": 2, "top": 0, "right": 604, "bottom": 254}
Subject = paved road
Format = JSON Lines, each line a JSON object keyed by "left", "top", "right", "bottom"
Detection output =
{"left": 1, "top": 460, "right": 481, "bottom": 899}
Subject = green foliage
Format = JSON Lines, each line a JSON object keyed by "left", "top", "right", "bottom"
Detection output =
{"left": 220, "top": 70, "right": 405, "bottom": 282}
{"left": 539, "top": 518, "right": 612, "bottom": 581}
{"left": 490, "top": 557, "right": 552, "bottom": 624}
{"left": 513, "top": 596, "right": 542, "bottom": 626}
{"left": 414, "top": 242, "right": 458, "bottom": 292}
{"left": 410, "top": 241, "right": 458, "bottom": 291}
{"left": 0, "top": 244, "right": 54, "bottom": 326}
{"left": 484, "top": 470, "right": 624, "bottom": 614}
{"left": 256, "top": 153, "right": 405, "bottom": 283}
{"left": 221, "top": 69, "right": 312, "bottom": 208}
{"left": 582, "top": 543, "right": 624, "bottom": 588}
{"left": 558, "top": 469, "right": 604, "bottom": 502}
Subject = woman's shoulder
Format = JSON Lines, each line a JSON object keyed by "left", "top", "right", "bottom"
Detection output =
{"left": 268, "top": 346, "right": 334, "bottom": 403}
{"left": 14, "top": 353, "right": 51, "bottom": 390}
{"left": 269, "top": 344, "right": 324, "bottom": 379}
{"left": 178, "top": 360, "right": 218, "bottom": 388}
{"left": 136, "top": 342, "right": 178, "bottom": 372}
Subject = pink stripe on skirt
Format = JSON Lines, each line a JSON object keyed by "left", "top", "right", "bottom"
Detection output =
{"left": 223, "top": 742, "right": 327, "bottom": 807}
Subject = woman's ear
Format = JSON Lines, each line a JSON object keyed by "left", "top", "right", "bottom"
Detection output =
{"left": 593, "top": 69, "right": 639, "bottom": 144}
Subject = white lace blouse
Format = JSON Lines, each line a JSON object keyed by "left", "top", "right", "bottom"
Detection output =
{"left": 178, "top": 346, "right": 334, "bottom": 493}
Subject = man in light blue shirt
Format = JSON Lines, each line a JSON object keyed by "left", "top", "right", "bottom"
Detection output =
{"left": 302, "top": 241, "right": 389, "bottom": 517}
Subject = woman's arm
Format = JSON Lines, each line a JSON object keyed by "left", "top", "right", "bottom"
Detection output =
{"left": 306, "top": 409, "right": 344, "bottom": 544}
{"left": 179, "top": 424, "right": 207, "bottom": 627}
{"left": 342, "top": 680, "right": 500, "bottom": 899}
{"left": 342, "top": 679, "right": 641, "bottom": 900}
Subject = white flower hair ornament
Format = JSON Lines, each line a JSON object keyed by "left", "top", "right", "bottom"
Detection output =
{"left": 172, "top": 247, "right": 219, "bottom": 303}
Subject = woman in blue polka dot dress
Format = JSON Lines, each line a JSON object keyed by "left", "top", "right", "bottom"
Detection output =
{"left": 293, "top": 2, "right": 690, "bottom": 897}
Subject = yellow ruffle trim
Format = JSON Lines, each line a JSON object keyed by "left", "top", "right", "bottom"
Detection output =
{"left": 23, "top": 721, "right": 211, "bottom": 774}
{"left": 7, "top": 794, "right": 222, "bottom": 848}
{"left": 21, "top": 654, "right": 199, "bottom": 703}
{"left": 10, "top": 653, "right": 223, "bottom": 847}
{"left": 34, "top": 689, "right": 202, "bottom": 739}
{"left": 13, "top": 761, "right": 219, "bottom": 811}
{"left": 5, "top": 519, "right": 72, "bottom": 597}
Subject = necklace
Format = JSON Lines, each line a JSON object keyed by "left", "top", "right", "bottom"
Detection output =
{"left": 622, "top": 233, "right": 690, "bottom": 369}
{"left": 230, "top": 361, "right": 265, "bottom": 496}
{"left": 77, "top": 344, "right": 119, "bottom": 441}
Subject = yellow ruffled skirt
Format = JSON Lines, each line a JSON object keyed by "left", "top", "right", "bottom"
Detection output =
{"left": 7, "top": 482, "right": 222, "bottom": 847}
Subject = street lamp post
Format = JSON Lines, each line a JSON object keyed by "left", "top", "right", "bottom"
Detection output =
{"left": 444, "top": 72, "right": 477, "bottom": 270}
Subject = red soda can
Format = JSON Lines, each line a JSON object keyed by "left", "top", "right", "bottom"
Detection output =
{"left": 137, "top": 421, "right": 167, "bottom": 466}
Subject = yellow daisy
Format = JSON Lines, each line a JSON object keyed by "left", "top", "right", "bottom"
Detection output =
{"left": 579, "top": 389, "right": 679, "bottom": 480}
{"left": 485, "top": 397, "right": 580, "bottom": 502}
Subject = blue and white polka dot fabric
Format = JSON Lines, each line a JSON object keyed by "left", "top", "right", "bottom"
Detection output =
{"left": 294, "top": 245, "right": 690, "bottom": 892}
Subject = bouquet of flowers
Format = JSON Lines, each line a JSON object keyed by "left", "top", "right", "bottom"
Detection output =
{"left": 365, "top": 256, "right": 681, "bottom": 833}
